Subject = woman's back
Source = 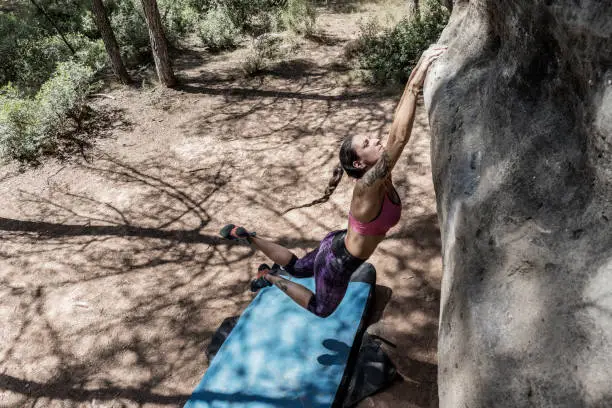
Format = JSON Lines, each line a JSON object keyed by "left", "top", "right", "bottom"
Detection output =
{"left": 346, "top": 177, "right": 402, "bottom": 259}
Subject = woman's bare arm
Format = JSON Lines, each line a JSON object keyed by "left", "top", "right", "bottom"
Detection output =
{"left": 356, "top": 46, "right": 447, "bottom": 193}
{"left": 386, "top": 46, "right": 446, "bottom": 168}
{"left": 384, "top": 81, "right": 421, "bottom": 168}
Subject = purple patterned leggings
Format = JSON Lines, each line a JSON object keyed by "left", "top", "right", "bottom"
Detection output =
{"left": 283, "top": 229, "right": 364, "bottom": 317}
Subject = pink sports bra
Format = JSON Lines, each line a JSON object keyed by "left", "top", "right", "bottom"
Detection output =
{"left": 348, "top": 189, "right": 402, "bottom": 236}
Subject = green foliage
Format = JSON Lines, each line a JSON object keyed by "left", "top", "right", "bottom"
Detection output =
{"left": 279, "top": 0, "right": 316, "bottom": 35}
{"left": 219, "top": 0, "right": 286, "bottom": 33}
{"left": 14, "top": 34, "right": 106, "bottom": 93}
{"left": 159, "top": 0, "right": 202, "bottom": 39}
{"left": 0, "top": 9, "right": 105, "bottom": 93}
{"left": 0, "top": 61, "right": 94, "bottom": 163}
{"left": 74, "top": 39, "right": 108, "bottom": 73}
{"left": 24, "top": 0, "right": 91, "bottom": 35}
{"left": 352, "top": 0, "right": 449, "bottom": 85}
{"left": 37, "top": 61, "right": 95, "bottom": 118}
{"left": 196, "top": 0, "right": 317, "bottom": 51}
{"left": 106, "top": 0, "right": 151, "bottom": 64}
{"left": 198, "top": 6, "right": 241, "bottom": 52}
{"left": 241, "top": 33, "right": 284, "bottom": 75}
{"left": 0, "top": 13, "right": 42, "bottom": 87}
{"left": 87, "top": 0, "right": 201, "bottom": 61}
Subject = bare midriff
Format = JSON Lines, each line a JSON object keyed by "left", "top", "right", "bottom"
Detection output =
{"left": 344, "top": 227, "right": 385, "bottom": 260}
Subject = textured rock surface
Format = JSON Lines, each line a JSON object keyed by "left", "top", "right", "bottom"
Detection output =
{"left": 424, "top": 1, "right": 612, "bottom": 407}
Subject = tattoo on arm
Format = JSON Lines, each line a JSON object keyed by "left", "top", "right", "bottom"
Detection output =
{"left": 362, "top": 151, "right": 390, "bottom": 187}
{"left": 275, "top": 280, "right": 289, "bottom": 293}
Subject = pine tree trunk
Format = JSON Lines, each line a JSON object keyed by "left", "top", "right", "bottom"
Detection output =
{"left": 140, "top": 0, "right": 176, "bottom": 88}
{"left": 91, "top": 0, "right": 131, "bottom": 84}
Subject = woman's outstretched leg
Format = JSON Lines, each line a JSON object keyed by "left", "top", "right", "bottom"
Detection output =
{"left": 249, "top": 236, "right": 295, "bottom": 267}
{"left": 251, "top": 234, "right": 321, "bottom": 279}
{"left": 220, "top": 223, "right": 298, "bottom": 267}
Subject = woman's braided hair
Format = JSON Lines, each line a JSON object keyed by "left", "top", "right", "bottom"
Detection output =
{"left": 283, "top": 136, "right": 367, "bottom": 214}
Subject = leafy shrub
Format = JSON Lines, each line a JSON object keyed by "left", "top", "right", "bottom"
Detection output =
{"left": 171, "top": 0, "right": 316, "bottom": 51}
{"left": 280, "top": 0, "right": 316, "bottom": 35}
{"left": 0, "top": 61, "right": 94, "bottom": 163}
{"left": 241, "top": 50, "right": 266, "bottom": 76}
{"left": 0, "top": 86, "right": 39, "bottom": 162}
{"left": 241, "top": 33, "right": 284, "bottom": 75}
{"left": 74, "top": 39, "right": 108, "bottom": 73}
{"left": 159, "top": 0, "right": 202, "bottom": 39}
{"left": 37, "top": 61, "right": 95, "bottom": 120}
{"left": 352, "top": 0, "right": 449, "bottom": 85}
{"left": 6, "top": 34, "right": 106, "bottom": 94}
{"left": 106, "top": 0, "right": 151, "bottom": 64}
{"left": 0, "top": 30, "right": 107, "bottom": 94}
{"left": 220, "top": 0, "right": 286, "bottom": 33}
{"left": 23, "top": 0, "right": 91, "bottom": 36}
{"left": 15, "top": 35, "right": 77, "bottom": 91}
{"left": 198, "top": 6, "right": 241, "bottom": 52}
{"left": 1, "top": 9, "right": 104, "bottom": 93}
{"left": 0, "top": 13, "right": 42, "bottom": 87}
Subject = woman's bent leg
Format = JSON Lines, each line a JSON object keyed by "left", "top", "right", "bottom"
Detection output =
{"left": 307, "top": 230, "right": 361, "bottom": 317}
{"left": 261, "top": 231, "right": 355, "bottom": 317}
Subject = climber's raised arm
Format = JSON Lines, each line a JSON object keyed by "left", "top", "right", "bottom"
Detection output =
{"left": 385, "top": 46, "right": 447, "bottom": 171}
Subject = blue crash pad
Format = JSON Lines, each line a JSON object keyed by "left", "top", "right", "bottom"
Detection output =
{"left": 184, "top": 263, "right": 375, "bottom": 408}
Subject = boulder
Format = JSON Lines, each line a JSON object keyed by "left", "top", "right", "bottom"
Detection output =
{"left": 424, "top": 1, "right": 612, "bottom": 407}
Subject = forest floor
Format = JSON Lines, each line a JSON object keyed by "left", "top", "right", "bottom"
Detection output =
{"left": 0, "top": 1, "right": 442, "bottom": 407}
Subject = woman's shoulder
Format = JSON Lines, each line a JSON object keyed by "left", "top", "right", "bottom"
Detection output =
{"left": 352, "top": 177, "right": 386, "bottom": 199}
{"left": 350, "top": 181, "right": 386, "bottom": 220}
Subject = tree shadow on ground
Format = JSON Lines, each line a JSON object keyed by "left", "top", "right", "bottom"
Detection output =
{"left": 1, "top": 54, "right": 440, "bottom": 407}
{"left": 0, "top": 152, "right": 354, "bottom": 407}
{"left": 58, "top": 105, "right": 132, "bottom": 161}
{"left": 177, "top": 80, "right": 380, "bottom": 103}
{"left": 305, "top": 32, "right": 347, "bottom": 46}
{"left": 14, "top": 105, "right": 131, "bottom": 168}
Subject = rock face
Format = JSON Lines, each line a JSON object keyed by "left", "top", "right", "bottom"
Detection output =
{"left": 423, "top": 1, "right": 612, "bottom": 407}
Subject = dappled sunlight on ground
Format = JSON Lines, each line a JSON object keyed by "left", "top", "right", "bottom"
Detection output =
{"left": 0, "top": 3, "right": 441, "bottom": 407}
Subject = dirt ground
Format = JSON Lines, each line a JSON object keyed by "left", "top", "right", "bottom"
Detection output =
{"left": 0, "top": 2, "right": 442, "bottom": 407}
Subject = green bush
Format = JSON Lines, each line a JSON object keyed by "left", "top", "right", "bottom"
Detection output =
{"left": 198, "top": 6, "right": 241, "bottom": 52}
{"left": 106, "top": 0, "right": 151, "bottom": 64}
{"left": 1, "top": 9, "right": 104, "bottom": 93}
{"left": 171, "top": 0, "right": 316, "bottom": 51}
{"left": 37, "top": 61, "right": 94, "bottom": 120}
{"left": 159, "top": 0, "right": 202, "bottom": 39}
{"left": 23, "top": 0, "right": 91, "bottom": 37}
{"left": 352, "top": 0, "right": 449, "bottom": 85}
{"left": 0, "top": 86, "right": 39, "bottom": 162}
{"left": 280, "top": 0, "right": 316, "bottom": 35}
{"left": 14, "top": 34, "right": 106, "bottom": 93}
{"left": 0, "top": 61, "right": 94, "bottom": 163}
{"left": 0, "top": 13, "right": 42, "bottom": 87}
{"left": 74, "top": 39, "right": 108, "bottom": 72}
{"left": 220, "top": 0, "right": 285, "bottom": 33}
{"left": 241, "top": 33, "right": 284, "bottom": 75}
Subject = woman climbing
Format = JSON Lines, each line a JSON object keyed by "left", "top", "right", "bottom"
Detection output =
{"left": 220, "top": 45, "right": 446, "bottom": 317}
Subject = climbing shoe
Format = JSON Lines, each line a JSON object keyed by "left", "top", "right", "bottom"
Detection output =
{"left": 220, "top": 224, "right": 256, "bottom": 241}
{"left": 250, "top": 277, "right": 273, "bottom": 292}
{"left": 250, "top": 263, "right": 273, "bottom": 292}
